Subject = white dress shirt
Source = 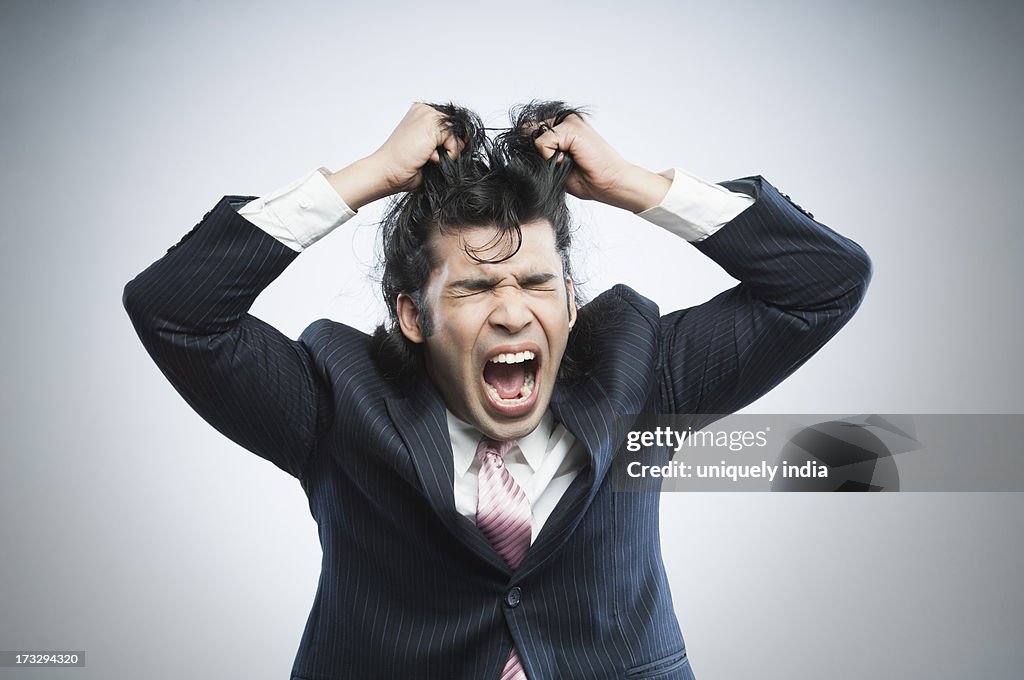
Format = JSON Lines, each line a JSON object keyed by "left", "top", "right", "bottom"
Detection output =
{"left": 235, "top": 164, "right": 753, "bottom": 541}
{"left": 447, "top": 409, "right": 585, "bottom": 543}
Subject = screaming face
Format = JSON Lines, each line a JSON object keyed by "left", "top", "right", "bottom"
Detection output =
{"left": 396, "top": 219, "right": 576, "bottom": 441}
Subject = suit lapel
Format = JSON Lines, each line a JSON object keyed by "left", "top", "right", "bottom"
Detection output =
{"left": 385, "top": 372, "right": 628, "bottom": 580}
{"left": 384, "top": 376, "right": 512, "bottom": 576}
{"left": 514, "top": 374, "right": 625, "bottom": 580}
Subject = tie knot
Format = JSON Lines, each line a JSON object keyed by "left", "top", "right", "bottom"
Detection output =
{"left": 476, "top": 436, "right": 517, "bottom": 463}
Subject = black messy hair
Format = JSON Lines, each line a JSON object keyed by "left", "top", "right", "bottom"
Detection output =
{"left": 370, "top": 100, "right": 589, "bottom": 384}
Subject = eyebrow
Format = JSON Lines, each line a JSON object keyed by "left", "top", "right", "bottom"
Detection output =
{"left": 447, "top": 272, "right": 559, "bottom": 291}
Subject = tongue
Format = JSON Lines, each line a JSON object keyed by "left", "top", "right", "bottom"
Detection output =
{"left": 483, "top": 362, "right": 527, "bottom": 399}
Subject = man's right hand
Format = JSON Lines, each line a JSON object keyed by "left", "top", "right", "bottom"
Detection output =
{"left": 327, "top": 103, "right": 464, "bottom": 210}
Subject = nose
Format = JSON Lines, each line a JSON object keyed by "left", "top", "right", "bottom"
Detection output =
{"left": 488, "top": 286, "right": 533, "bottom": 335}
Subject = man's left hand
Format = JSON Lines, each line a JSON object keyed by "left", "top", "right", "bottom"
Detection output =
{"left": 528, "top": 114, "right": 671, "bottom": 213}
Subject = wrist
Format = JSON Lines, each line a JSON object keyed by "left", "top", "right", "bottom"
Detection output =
{"left": 326, "top": 156, "right": 395, "bottom": 211}
{"left": 610, "top": 165, "right": 672, "bottom": 214}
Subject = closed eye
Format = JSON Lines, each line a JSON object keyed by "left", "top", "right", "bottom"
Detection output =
{"left": 448, "top": 279, "right": 499, "bottom": 298}
{"left": 447, "top": 273, "right": 559, "bottom": 297}
{"left": 519, "top": 273, "right": 558, "bottom": 290}
{"left": 450, "top": 287, "right": 493, "bottom": 298}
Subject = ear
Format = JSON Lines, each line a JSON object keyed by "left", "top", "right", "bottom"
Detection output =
{"left": 566, "top": 277, "right": 577, "bottom": 330}
{"left": 396, "top": 293, "right": 426, "bottom": 344}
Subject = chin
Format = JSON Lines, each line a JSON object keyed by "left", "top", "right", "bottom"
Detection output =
{"left": 482, "top": 409, "right": 546, "bottom": 441}
{"left": 469, "top": 386, "right": 552, "bottom": 442}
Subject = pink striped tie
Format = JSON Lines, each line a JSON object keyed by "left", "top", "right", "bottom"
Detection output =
{"left": 476, "top": 437, "right": 530, "bottom": 680}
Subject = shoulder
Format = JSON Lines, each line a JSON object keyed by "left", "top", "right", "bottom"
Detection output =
{"left": 299, "top": 318, "right": 371, "bottom": 359}
{"left": 576, "top": 284, "right": 661, "bottom": 333}
{"left": 560, "top": 284, "right": 663, "bottom": 389}
{"left": 298, "top": 319, "right": 410, "bottom": 400}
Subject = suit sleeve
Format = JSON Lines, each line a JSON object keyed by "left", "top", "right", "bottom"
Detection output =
{"left": 657, "top": 176, "right": 873, "bottom": 423}
{"left": 122, "top": 195, "right": 332, "bottom": 480}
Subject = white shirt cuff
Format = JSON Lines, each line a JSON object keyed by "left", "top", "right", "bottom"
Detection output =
{"left": 637, "top": 168, "right": 754, "bottom": 242}
{"left": 236, "top": 167, "right": 356, "bottom": 251}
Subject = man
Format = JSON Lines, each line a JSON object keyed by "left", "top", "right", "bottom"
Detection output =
{"left": 123, "top": 101, "right": 871, "bottom": 679}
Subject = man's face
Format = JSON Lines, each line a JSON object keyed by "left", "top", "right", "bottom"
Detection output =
{"left": 397, "top": 219, "right": 576, "bottom": 441}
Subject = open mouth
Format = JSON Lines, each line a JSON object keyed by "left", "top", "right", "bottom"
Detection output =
{"left": 482, "top": 348, "right": 540, "bottom": 415}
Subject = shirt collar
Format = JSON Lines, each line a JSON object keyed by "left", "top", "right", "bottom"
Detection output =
{"left": 447, "top": 409, "right": 555, "bottom": 477}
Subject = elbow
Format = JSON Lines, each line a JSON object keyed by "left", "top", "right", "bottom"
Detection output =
{"left": 796, "top": 242, "right": 873, "bottom": 330}
{"left": 122, "top": 277, "right": 150, "bottom": 331}
{"left": 122, "top": 278, "right": 141, "bottom": 324}
{"left": 811, "top": 243, "right": 872, "bottom": 332}
{"left": 122, "top": 275, "right": 164, "bottom": 344}
{"left": 843, "top": 242, "right": 873, "bottom": 312}
{"left": 122, "top": 278, "right": 138, "bottom": 317}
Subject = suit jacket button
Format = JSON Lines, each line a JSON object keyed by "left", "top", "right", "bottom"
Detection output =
{"left": 505, "top": 586, "right": 522, "bottom": 608}
{"left": 781, "top": 191, "right": 814, "bottom": 218}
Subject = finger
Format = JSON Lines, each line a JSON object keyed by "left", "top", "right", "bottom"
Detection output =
{"left": 531, "top": 123, "right": 561, "bottom": 161}
{"left": 441, "top": 132, "right": 463, "bottom": 160}
{"left": 429, "top": 114, "right": 454, "bottom": 163}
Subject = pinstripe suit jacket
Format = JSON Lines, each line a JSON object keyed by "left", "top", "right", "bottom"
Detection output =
{"left": 123, "top": 175, "right": 871, "bottom": 679}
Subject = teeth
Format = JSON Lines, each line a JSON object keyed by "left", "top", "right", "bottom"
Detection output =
{"left": 484, "top": 381, "right": 534, "bottom": 405}
{"left": 483, "top": 368, "right": 536, "bottom": 404}
{"left": 489, "top": 350, "right": 535, "bottom": 364}
{"left": 483, "top": 351, "right": 537, "bottom": 405}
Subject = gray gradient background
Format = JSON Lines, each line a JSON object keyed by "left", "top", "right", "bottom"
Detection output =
{"left": 2, "top": 0, "right": 1022, "bottom": 678}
